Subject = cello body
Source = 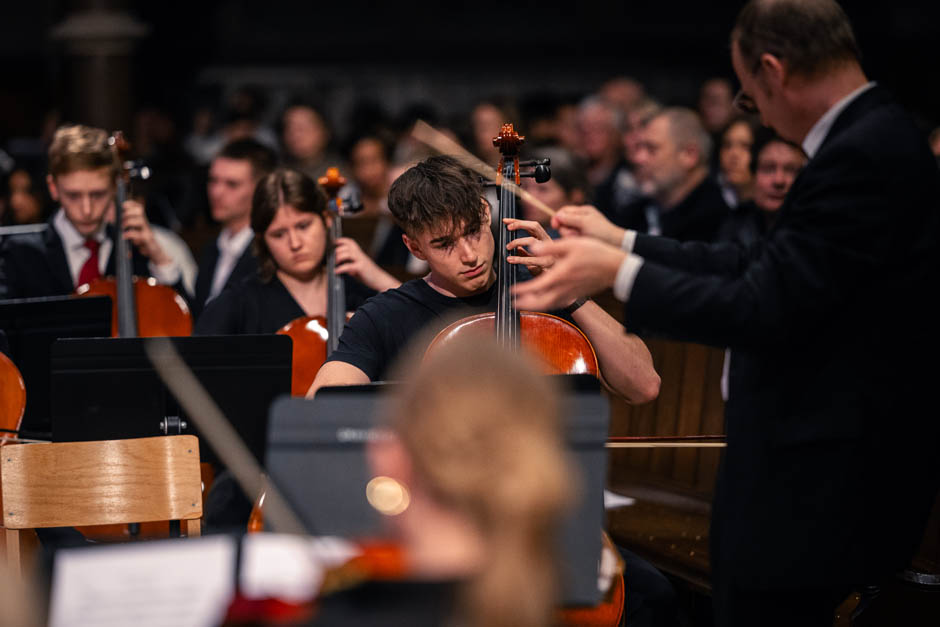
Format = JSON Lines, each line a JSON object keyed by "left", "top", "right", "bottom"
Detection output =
{"left": 77, "top": 276, "right": 192, "bottom": 338}
{"left": 427, "top": 311, "right": 598, "bottom": 376}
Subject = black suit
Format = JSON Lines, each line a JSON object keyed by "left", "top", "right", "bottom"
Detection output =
{"left": 622, "top": 87, "right": 940, "bottom": 612}
{"left": 618, "top": 176, "right": 730, "bottom": 243}
{"left": 191, "top": 240, "right": 258, "bottom": 320}
{"left": 0, "top": 218, "right": 151, "bottom": 299}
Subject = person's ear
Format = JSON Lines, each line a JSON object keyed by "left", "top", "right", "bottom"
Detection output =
{"left": 402, "top": 233, "right": 427, "bottom": 261}
{"left": 677, "top": 143, "right": 700, "bottom": 170}
{"left": 46, "top": 174, "right": 59, "bottom": 202}
{"left": 759, "top": 53, "right": 786, "bottom": 90}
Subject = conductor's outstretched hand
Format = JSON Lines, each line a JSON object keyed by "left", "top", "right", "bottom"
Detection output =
{"left": 512, "top": 237, "right": 626, "bottom": 311}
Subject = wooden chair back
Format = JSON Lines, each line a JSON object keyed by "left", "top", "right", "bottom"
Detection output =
{"left": 1, "top": 436, "right": 203, "bottom": 573}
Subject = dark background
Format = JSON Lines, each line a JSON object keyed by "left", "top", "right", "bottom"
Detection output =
{"left": 1, "top": 1, "right": 937, "bottom": 143}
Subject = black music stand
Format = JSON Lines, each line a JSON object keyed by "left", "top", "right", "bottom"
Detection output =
{"left": 0, "top": 295, "right": 112, "bottom": 438}
{"left": 50, "top": 335, "right": 292, "bottom": 469}
{"left": 264, "top": 374, "right": 609, "bottom": 607}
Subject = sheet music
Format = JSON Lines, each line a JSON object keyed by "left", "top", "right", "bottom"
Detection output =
{"left": 49, "top": 536, "right": 236, "bottom": 627}
{"left": 240, "top": 533, "right": 358, "bottom": 603}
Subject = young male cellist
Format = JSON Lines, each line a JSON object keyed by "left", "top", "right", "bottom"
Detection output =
{"left": 308, "top": 155, "right": 660, "bottom": 403}
{"left": 0, "top": 124, "right": 182, "bottom": 299}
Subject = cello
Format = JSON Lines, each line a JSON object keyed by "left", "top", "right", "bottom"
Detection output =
{"left": 0, "top": 352, "right": 26, "bottom": 445}
{"left": 72, "top": 132, "right": 196, "bottom": 540}
{"left": 425, "top": 123, "right": 598, "bottom": 375}
{"left": 75, "top": 131, "right": 192, "bottom": 338}
{"left": 277, "top": 167, "right": 359, "bottom": 396}
{"left": 421, "top": 123, "right": 630, "bottom": 626}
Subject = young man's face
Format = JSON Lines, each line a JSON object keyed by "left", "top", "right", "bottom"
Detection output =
{"left": 207, "top": 157, "right": 255, "bottom": 229}
{"left": 403, "top": 201, "right": 495, "bottom": 298}
{"left": 46, "top": 167, "right": 114, "bottom": 238}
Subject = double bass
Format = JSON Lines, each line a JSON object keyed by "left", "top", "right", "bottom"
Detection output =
{"left": 277, "top": 167, "right": 359, "bottom": 396}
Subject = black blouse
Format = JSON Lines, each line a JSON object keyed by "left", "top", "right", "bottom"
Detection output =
{"left": 194, "top": 272, "right": 374, "bottom": 336}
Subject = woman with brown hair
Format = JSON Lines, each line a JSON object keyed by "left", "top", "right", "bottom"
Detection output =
{"left": 195, "top": 167, "right": 399, "bottom": 335}
{"left": 311, "top": 335, "right": 575, "bottom": 627}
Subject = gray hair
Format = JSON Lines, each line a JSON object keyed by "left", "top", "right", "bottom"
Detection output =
{"left": 656, "top": 107, "right": 713, "bottom": 167}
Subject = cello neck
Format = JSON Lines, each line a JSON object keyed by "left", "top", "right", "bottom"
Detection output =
{"left": 493, "top": 124, "right": 524, "bottom": 350}
{"left": 110, "top": 132, "right": 138, "bottom": 338}
{"left": 326, "top": 210, "right": 345, "bottom": 356}
{"left": 319, "top": 167, "right": 348, "bottom": 356}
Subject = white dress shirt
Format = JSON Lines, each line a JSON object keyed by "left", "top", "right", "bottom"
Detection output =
{"left": 54, "top": 208, "right": 111, "bottom": 288}
{"left": 53, "top": 208, "right": 183, "bottom": 288}
{"left": 207, "top": 226, "right": 254, "bottom": 302}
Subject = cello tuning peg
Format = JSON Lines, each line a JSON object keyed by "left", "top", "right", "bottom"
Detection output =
{"left": 533, "top": 164, "right": 551, "bottom": 184}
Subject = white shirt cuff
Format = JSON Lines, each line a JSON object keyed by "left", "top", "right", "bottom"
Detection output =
{"left": 620, "top": 229, "right": 637, "bottom": 252}
{"left": 149, "top": 260, "right": 182, "bottom": 286}
{"left": 612, "top": 254, "right": 644, "bottom": 302}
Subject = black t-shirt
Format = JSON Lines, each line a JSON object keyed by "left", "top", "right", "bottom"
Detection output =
{"left": 194, "top": 272, "right": 374, "bottom": 336}
{"left": 326, "top": 277, "right": 571, "bottom": 381}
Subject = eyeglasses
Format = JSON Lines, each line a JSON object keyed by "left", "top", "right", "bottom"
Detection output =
{"left": 733, "top": 90, "right": 759, "bottom": 115}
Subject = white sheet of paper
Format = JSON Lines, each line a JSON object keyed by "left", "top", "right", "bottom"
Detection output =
{"left": 239, "top": 533, "right": 359, "bottom": 603}
{"left": 603, "top": 489, "right": 636, "bottom": 509}
{"left": 48, "top": 535, "right": 236, "bottom": 627}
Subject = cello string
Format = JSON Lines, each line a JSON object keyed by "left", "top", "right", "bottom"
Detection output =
{"left": 411, "top": 120, "right": 556, "bottom": 218}
{"left": 144, "top": 337, "right": 307, "bottom": 536}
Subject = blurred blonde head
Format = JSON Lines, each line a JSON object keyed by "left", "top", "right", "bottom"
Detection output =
{"left": 379, "top": 334, "right": 575, "bottom": 627}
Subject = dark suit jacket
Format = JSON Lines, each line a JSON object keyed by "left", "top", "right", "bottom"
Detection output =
{"left": 191, "top": 239, "right": 259, "bottom": 320}
{"left": 624, "top": 86, "right": 940, "bottom": 588}
{"left": 618, "top": 176, "right": 730, "bottom": 243}
{"left": 0, "top": 218, "right": 151, "bottom": 299}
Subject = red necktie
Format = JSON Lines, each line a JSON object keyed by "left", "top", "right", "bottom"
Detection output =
{"left": 77, "top": 238, "right": 101, "bottom": 287}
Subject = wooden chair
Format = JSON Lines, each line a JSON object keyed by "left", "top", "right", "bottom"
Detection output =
{"left": 1, "top": 435, "right": 203, "bottom": 575}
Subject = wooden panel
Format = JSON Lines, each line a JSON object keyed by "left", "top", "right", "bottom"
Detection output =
{"left": 2, "top": 436, "right": 202, "bottom": 529}
{"left": 608, "top": 337, "right": 726, "bottom": 495}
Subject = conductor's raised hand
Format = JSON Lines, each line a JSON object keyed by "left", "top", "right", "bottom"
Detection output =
{"left": 120, "top": 200, "right": 171, "bottom": 266}
{"left": 512, "top": 237, "right": 626, "bottom": 311}
{"left": 552, "top": 204, "right": 626, "bottom": 247}
{"left": 504, "top": 217, "right": 554, "bottom": 276}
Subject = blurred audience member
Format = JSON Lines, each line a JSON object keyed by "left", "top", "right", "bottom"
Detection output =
{"left": 132, "top": 106, "right": 194, "bottom": 231}
{"left": 187, "top": 87, "right": 278, "bottom": 166}
{"left": 554, "top": 99, "right": 582, "bottom": 155}
{"left": 349, "top": 134, "right": 393, "bottom": 218}
{"left": 698, "top": 77, "right": 735, "bottom": 135}
{"left": 631, "top": 107, "right": 729, "bottom": 242}
{"left": 600, "top": 76, "right": 646, "bottom": 114}
{"left": 192, "top": 139, "right": 277, "bottom": 319}
{"left": 281, "top": 98, "right": 343, "bottom": 181}
{"left": 520, "top": 146, "right": 590, "bottom": 232}
{"left": 3, "top": 168, "right": 45, "bottom": 225}
{"left": 312, "top": 336, "right": 573, "bottom": 627}
{"left": 347, "top": 133, "right": 411, "bottom": 266}
{"left": 622, "top": 97, "right": 662, "bottom": 168}
{"left": 183, "top": 104, "right": 218, "bottom": 166}
{"left": 716, "top": 117, "right": 759, "bottom": 207}
{"left": 469, "top": 98, "right": 518, "bottom": 165}
{"left": 930, "top": 126, "right": 940, "bottom": 165}
{"left": 719, "top": 129, "right": 807, "bottom": 247}
{"left": 576, "top": 96, "right": 643, "bottom": 223}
